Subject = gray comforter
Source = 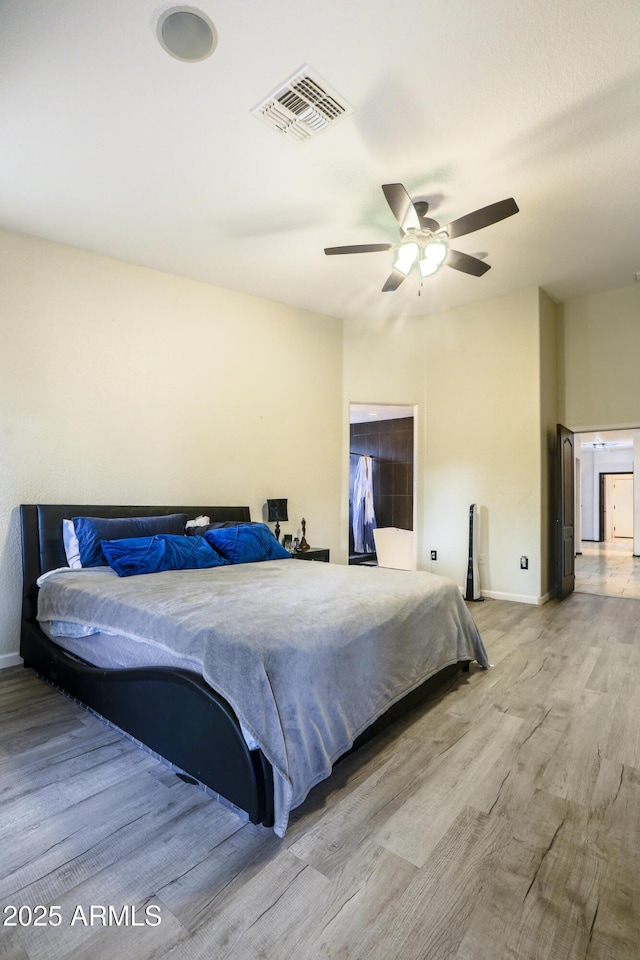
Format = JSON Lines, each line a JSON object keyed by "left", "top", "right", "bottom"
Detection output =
{"left": 37, "top": 559, "right": 489, "bottom": 835}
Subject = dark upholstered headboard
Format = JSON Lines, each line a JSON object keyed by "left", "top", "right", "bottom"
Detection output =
{"left": 20, "top": 504, "right": 251, "bottom": 620}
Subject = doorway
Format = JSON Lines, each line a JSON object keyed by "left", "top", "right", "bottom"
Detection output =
{"left": 349, "top": 403, "right": 416, "bottom": 565}
{"left": 599, "top": 473, "right": 633, "bottom": 541}
{"left": 574, "top": 429, "right": 639, "bottom": 598}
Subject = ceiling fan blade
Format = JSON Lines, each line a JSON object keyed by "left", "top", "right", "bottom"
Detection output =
{"left": 381, "top": 268, "right": 407, "bottom": 292}
{"left": 446, "top": 198, "right": 519, "bottom": 239}
{"left": 382, "top": 183, "right": 421, "bottom": 233}
{"left": 324, "top": 243, "right": 393, "bottom": 255}
{"left": 446, "top": 249, "right": 491, "bottom": 276}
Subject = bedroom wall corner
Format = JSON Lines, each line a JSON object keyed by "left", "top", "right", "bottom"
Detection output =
{"left": 0, "top": 228, "right": 344, "bottom": 661}
{"left": 539, "top": 288, "right": 559, "bottom": 601}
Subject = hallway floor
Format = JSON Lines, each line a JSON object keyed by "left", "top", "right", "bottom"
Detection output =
{"left": 575, "top": 537, "right": 640, "bottom": 599}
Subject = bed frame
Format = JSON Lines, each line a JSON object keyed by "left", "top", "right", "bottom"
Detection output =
{"left": 20, "top": 503, "right": 465, "bottom": 830}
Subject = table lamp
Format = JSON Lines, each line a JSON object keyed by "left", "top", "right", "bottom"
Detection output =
{"left": 267, "top": 498, "right": 288, "bottom": 541}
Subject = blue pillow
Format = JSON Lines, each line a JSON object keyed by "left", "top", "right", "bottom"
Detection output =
{"left": 73, "top": 513, "right": 188, "bottom": 567}
{"left": 204, "top": 522, "right": 291, "bottom": 564}
{"left": 186, "top": 520, "right": 257, "bottom": 537}
{"left": 101, "top": 534, "right": 229, "bottom": 577}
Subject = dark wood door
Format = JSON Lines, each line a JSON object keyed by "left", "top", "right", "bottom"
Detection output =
{"left": 556, "top": 423, "right": 575, "bottom": 600}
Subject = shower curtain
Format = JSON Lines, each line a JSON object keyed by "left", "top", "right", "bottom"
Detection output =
{"left": 352, "top": 455, "right": 377, "bottom": 553}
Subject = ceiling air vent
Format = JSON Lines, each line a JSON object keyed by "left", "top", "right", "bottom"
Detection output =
{"left": 251, "top": 65, "right": 353, "bottom": 142}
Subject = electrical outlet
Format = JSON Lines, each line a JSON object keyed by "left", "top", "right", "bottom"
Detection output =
{"left": 431, "top": 550, "right": 437, "bottom": 561}
{"left": 520, "top": 556, "right": 528, "bottom": 570}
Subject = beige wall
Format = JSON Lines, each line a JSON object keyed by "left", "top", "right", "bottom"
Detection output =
{"left": 343, "top": 287, "right": 549, "bottom": 602}
{"left": 0, "top": 229, "right": 344, "bottom": 662}
{"left": 560, "top": 284, "right": 640, "bottom": 430}
{"left": 342, "top": 314, "right": 426, "bottom": 559}
{"left": 422, "top": 288, "right": 544, "bottom": 601}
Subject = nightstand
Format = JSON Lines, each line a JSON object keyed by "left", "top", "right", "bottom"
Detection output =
{"left": 292, "top": 547, "right": 330, "bottom": 562}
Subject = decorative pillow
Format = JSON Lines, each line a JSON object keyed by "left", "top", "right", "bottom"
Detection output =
{"left": 62, "top": 519, "right": 82, "bottom": 568}
{"left": 187, "top": 520, "right": 255, "bottom": 537}
{"left": 73, "top": 513, "right": 188, "bottom": 567}
{"left": 204, "top": 522, "right": 291, "bottom": 564}
{"left": 101, "top": 534, "right": 229, "bottom": 577}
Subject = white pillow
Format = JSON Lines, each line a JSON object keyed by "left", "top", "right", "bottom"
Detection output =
{"left": 62, "top": 519, "right": 82, "bottom": 568}
{"left": 185, "top": 515, "right": 210, "bottom": 528}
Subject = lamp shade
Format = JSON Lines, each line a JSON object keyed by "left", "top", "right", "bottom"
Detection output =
{"left": 267, "top": 498, "right": 288, "bottom": 522}
{"left": 393, "top": 241, "right": 419, "bottom": 276}
{"left": 424, "top": 238, "right": 448, "bottom": 264}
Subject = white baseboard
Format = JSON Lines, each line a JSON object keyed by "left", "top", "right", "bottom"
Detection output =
{"left": 478, "top": 590, "right": 550, "bottom": 606}
{"left": 0, "top": 652, "right": 23, "bottom": 670}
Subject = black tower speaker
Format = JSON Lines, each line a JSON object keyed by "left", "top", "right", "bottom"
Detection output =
{"left": 465, "top": 503, "right": 483, "bottom": 601}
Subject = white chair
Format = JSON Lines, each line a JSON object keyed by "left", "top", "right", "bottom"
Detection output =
{"left": 373, "top": 527, "right": 416, "bottom": 570}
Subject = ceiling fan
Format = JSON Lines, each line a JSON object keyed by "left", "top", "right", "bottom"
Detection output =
{"left": 586, "top": 439, "right": 622, "bottom": 449}
{"left": 324, "top": 183, "right": 519, "bottom": 292}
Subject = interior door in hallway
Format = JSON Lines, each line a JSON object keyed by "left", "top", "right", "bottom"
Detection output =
{"left": 556, "top": 423, "right": 575, "bottom": 600}
{"left": 611, "top": 474, "right": 634, "bottom": 538}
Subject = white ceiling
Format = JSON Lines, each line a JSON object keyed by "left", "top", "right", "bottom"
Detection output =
{"left": 2, "top": 0, "right": 640, "bottom": 321}
{"left": 577, "top": 429, "right": 636, "bottom": 451}
{"left": 350, "top": 403, "right": 414, "bottom": 423}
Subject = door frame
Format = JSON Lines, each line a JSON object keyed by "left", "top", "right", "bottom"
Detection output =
{"left": 598, "top": 471, "right": 634, "bottom": 541}
{"left": 556, "top": 423, "right": 575, "bottom": 600}
{"left": 348, "top": 402, "right": 417, "bottom": 564}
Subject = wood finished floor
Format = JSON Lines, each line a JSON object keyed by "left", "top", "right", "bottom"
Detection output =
{"left": 2, "top": 592, "right": 640, "bottom": 959}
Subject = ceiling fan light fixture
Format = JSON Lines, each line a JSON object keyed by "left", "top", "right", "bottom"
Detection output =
{"left": 323, "top": 183, "right": 519, "bottom": 291}
{"left": 419, "top": 257, "right": 440, "bottom": 278}
{"left": 394, "top": 241, "right": 419, "bottom": 276}
{"left": 424, "top": 238, "right": 448, "bottom": 265}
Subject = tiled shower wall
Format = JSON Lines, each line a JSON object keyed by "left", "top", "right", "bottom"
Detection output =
{"left": 349, "top": 417, "right": 414, "bottom": 552}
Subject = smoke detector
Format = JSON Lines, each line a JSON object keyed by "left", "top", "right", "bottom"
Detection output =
{"left": 251, "top": 65, "right": 353, "bottom": 142}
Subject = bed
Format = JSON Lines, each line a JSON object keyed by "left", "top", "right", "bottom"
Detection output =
{"left": 20, "top": 503, "right": 489, "bottom": 836}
